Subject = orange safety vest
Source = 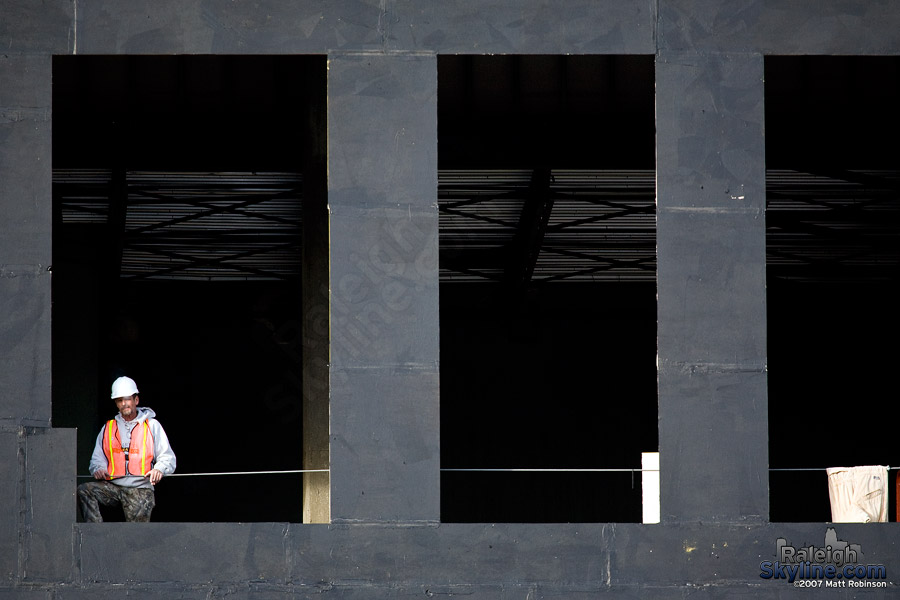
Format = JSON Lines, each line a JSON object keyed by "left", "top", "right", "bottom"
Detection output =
{"left": 101, "top": 419, "right": 155, "bottom": 478}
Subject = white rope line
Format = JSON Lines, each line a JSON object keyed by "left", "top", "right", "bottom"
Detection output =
{"left": 445, "top": 467, "right": 898, "bottom": 472}
{"left": 441, "top": 468, "right": 657, "bottom": 472}
{"left": 77, "top": 469, "right": 329, "bottom": 479}
{"left": 75, "top": 466, "right": 898, "bottom": 479}
{"left": 770, "top": 466, "right": 897, "bottom": 471}
{"left": 168, "top": 469, "right": 330, "bottom": 477}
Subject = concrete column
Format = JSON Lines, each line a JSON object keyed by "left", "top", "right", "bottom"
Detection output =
{"left": 327, "top": 52, "right": 440, "bottom": 522}
{"left": 302, "top": 57, "right": 331, "bottom": 524}
{"left": 0, "top": 48, "right": 55, "bottom": 587}
{"left": 22, "top": 427, "right": 77, "bottom": 582}
{"left": 0, "top": 54, "right": 52, "bottom": 424}
{"left": 656, "top": 51, "right": 769, "bottom": 523}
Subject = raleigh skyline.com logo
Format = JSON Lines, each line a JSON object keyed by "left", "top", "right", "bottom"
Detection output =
{"left": 760, "top": 528, "right": 890, "bottom": 589}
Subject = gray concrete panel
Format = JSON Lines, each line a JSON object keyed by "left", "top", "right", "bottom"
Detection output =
{"left": 22, "top": 428, "right": 76, "bottom": 583}
{"left": 612, "top": 522, "right": 900, "bottom": 589}
{"left": 327, "top": 52, "right": 440, "bottom": 522}
{"left": 48, "top": 583, "right": 657, "bottom": 600}
{"left": 296, "top": 523, "right": 612, "bottom": 587}
{"left": 78, "top": 523, "right": 291, "bottom": 584}
{"left": 611, "top": 522, "right": 772, "bottom": 585}
{"left": 0, "top": 50, "right": 52, "bottom": 399}
{"left": 0, "top": 132, "right": 52, "bottom": 264}
{"left": 0, "top": 55, "right": 52, "bottom": 114}
{"left": 656, "top": 52, "right": 766, "bottom": 212}
{"left": 26, "top": 0, "right": 900, "bottom": 59}
{"left": 658, "top": 369, "right": 768, "bottom": 523}
{"left": 49, "top": 0, "right": 900, "bottom": 58}
{"left": 329, "top": 204, "right": 439, "bottom": 370}
{"left": 330, "top": 368, "right": 439, "bottom": 522}
{"left": 385, "top": 0, "right": 656, "bottom": 54}
{"left": 655, "top": 51, "right": 768, "bottom": 524}
{"left": 659, "top": 0, "right": 900, "bottom": 55}
{"left": 53, "top": 587, "right": 210, "bottom": 600}
{"left": 328, "top": 51, "right": 439, "bottom": 371}
{"left": 0, "top": 431, "right": 20, "bottom": 586}
{"left": 328, "top": 53, "right": 437, "bottom": 208}
{"left": 767, "top": 522, "right": 897, "bottom": 569}
{"left": 75, "top": 1, "right": 383, "bottom": 54}
{"left": 0, "top": 43, "right": 52, "bottom": 425}
{"left": 657, "top": 209, "right": 767, "bottom": 365}
{"left": 72, "top": 0, "right": 655, "bottom": 55}
{"left": 0, "top": 590, "right": 55, "bottom": 600}
{"left": 0, "top": 118, "right": 52, "bottom": 267}
{"left": 0, "top": 1, "right": 72, "bottom": 55}
{"left": 69, "top": 522, "right": 900, "bottom": 594}
{"left": 0, "top": 274, "right": 52, "bottom": 423}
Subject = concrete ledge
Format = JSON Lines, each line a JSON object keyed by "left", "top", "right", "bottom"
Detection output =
{"left": 68, "top": 521, "right": 900, "bottom": 592}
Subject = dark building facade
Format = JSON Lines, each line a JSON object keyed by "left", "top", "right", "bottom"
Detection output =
{"left": 2, "top": 1, "right": 900, "bottom": 598}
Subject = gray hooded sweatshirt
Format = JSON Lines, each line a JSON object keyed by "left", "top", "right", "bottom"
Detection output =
{"left": 89, "top": 406, "right": 177, "bottom": 489}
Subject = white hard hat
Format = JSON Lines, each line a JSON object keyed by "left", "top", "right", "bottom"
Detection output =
{"left": 111, "top": 376, "right": 139, "bottom": 399}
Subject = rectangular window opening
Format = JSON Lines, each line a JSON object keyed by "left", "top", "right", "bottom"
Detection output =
{"left": 438, "top": 55, "right": 658, "bottom": 523}
{"left": 766, "top": 56, "right": 900, "bottom": 523}
{"left": 51, "top": 55, "right": 328, "bottom": 523}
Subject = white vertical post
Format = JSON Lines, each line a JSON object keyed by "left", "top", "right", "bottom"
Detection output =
{"left": 642, "top": 452, "right": 660, "bottom": 524}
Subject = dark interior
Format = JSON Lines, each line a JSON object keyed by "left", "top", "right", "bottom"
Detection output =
{"left": 437, "top": 55, "right": 658, "bottom": 522}
{"left": 52, "top": 54, "right": 899, "bottom": 524}
{"left": 52, "top": 55, "right": 317, "bottom": 522}
{"left": 765, "top": 56, "right": 900, "bottom": 522}
{"left": 53, "top": 54, "right": 659, "bottom": 523}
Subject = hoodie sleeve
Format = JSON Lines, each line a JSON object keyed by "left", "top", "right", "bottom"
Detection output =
{"left": 89, "top": 426, "right": 108, "bottom": 475}
{"left": 149, "top": 419, "right": 177, "bottom": 475}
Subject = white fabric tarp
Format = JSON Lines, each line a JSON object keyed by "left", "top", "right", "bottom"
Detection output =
{"left": 826, "top": 465, "right": 888, "bottom": 523}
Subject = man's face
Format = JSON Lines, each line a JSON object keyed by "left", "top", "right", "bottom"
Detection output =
{"left": 114, "top": 394, "right": 139, "bottom": 421}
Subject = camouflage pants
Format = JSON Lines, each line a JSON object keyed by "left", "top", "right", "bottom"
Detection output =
{"left": 77, "top": 481, "right": 156, "bottom": 522}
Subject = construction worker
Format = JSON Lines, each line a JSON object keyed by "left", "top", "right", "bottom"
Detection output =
{"left": 77, "top": 376, "right": 177, "bottom": 522}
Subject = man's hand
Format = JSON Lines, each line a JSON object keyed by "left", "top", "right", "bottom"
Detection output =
{"left": 148, "top": 468, "right": 163, "bottom": 486}
{"left": 92, "top": 469, "right": 109, "bottom": 480}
